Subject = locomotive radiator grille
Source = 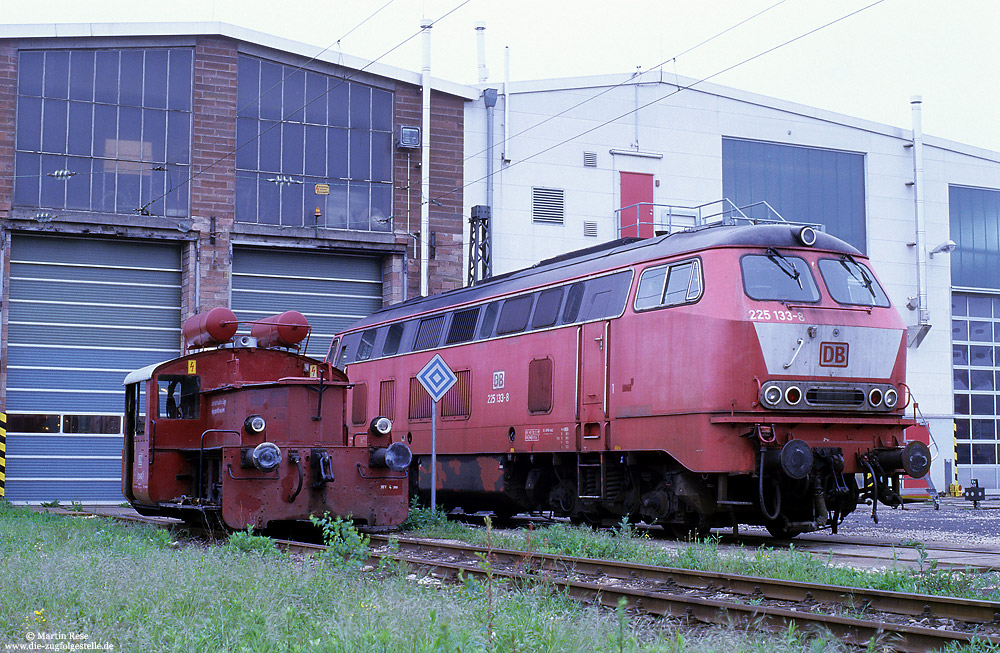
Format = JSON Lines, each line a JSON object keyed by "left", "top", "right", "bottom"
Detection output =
{"left": 805, "top": 387, "right": 865, "bottom": 407}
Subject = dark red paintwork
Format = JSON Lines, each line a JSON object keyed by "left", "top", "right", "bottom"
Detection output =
{"left": 333, "top": 224, "right": 931, "bottom": 536}
{"left": 122, "top": 331, "right": 408, "bottom": 530}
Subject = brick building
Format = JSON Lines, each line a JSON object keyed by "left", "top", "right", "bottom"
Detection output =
{"left": 0, "top": 23, "right": 475, "bottom": 502}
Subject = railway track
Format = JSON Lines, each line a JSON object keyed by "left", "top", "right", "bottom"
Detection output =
{"left": 280, "top": 534, "right": 1000, "bottom": 651}
{"left": 64, "top": 509, "right": 1000, "bottom": 650}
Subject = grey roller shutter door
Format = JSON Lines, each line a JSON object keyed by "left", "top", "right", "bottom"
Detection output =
{"left": 231, "top": 248, "right": 383, "bottom": 359}
{"left": 5, "top": 235, "right": 182, "bottom": 503}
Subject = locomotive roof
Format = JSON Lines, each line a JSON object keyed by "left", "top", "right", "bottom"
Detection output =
{"left": 349, "top": 223, "right": 860, "bottom": 330}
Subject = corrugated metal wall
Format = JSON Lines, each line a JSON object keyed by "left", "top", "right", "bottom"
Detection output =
{"left": 5, "top": 235, "right": 182, "bottom": 503}
{"left": 231, "top": 247, "right": 383, "bottom": 359}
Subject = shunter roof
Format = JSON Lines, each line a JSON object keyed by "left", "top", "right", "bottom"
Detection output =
{"left": 347, "top": 223, "right": 859, "bottom": 331}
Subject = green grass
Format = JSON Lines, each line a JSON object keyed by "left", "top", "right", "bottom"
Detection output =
{"left": 402, "top": 507, "right": 1000, "bottom": 603}
{"left": 0, "top": 503, "right": 880, "bottom": 652}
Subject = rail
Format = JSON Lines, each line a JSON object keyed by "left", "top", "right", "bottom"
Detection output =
{"left": 614, "top": 198, "right": 825, "bottom": 239}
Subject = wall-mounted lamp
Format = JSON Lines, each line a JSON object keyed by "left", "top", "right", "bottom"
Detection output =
{"left": 929, "top": 240, "right": 957, "bottom": 257}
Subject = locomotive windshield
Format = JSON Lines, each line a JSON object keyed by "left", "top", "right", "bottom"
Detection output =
{"left": 818, "top": 257, "right": 891, "bottom": 307}
{"left": 740, "top": 253, "right": 820, "bottom": 302}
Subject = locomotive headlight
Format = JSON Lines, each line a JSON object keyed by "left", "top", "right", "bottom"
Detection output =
{"left": 370, "top": 416, "right": 393, "bottom": 437}
{"left": 884, "top": 388, "right": 899, "bottom": 409}
{"left": 868, "top": 388, "right": 884, "bottom": 407}
{"left": 762, "top": 385, "right": 782, "bottom": 407}
{"left": 244, "top": 414, "right": 266, "bottom": 435}
{"left": 784, "top": 385, "right": 802, "bottom": 406}
{"left": 251, "top": 442, "right": 282, "bottom": 472}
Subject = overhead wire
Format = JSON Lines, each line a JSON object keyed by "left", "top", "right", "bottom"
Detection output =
{"left": 443, "top": 0, "right": 888, "bottom": 206}
{"left": 461, "top": 0, "right": 788, "bottom": 164}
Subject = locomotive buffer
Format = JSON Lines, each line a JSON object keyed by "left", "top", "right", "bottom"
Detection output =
{"left": 416, "top": 354, "right": 458, "bottom": 511}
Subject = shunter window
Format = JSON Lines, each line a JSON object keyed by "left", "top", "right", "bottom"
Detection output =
{"left": 740, "top": 253, "right": 820, "bottom": 302}
{"left": 158, "top": 375, "right": 200, "bottom": 419}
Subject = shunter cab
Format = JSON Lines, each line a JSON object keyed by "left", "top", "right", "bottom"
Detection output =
{"left": 122, "top": 308, "right": 411, "bottom": 530}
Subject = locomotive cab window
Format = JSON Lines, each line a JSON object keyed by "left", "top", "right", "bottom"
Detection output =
{"left": 818, "top": 257, "right": 890, "bottom": 307}
{"left": 740, "top": 252, "right": 820, "bottom": 302}
{"left": 531, "top": 288, "right": 563, "bottom": 329}
{"left": 635, "top": 259, "right": 702, "bottom": 311}
{"left": 157, "top": 375, "right": 200, "bottom": 419}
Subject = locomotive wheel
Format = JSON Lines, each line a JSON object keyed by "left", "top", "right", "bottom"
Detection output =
{"left": 764, "top": 517, "right": 798, "bottom": 540}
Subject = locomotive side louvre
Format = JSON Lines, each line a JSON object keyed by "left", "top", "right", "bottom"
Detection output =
{"left": 333, "top": 224, "right": 931, "bottom": 536}
{"left": 122, "top": 311, "right": 411, "bottom": 531}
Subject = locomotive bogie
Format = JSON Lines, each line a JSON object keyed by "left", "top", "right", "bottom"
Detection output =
{"left": 334, "top": 224, "right": 931, "bottom": 537}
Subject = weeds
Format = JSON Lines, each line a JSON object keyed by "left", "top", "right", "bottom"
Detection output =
{"left": 309, "top": 512, "right": 369, "bottom": 568}
{"left": 225, "top": 527, "right": 278, "bottom": 556}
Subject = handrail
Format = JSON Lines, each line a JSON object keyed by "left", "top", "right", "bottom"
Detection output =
{"left": 613, "top": 198, "right": 824, "bottom": 238}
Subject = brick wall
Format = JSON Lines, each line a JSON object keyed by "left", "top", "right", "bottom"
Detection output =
{"left": 0, "top": 44, "right": 16, "bottom": 219}
{"left": 187, "top": 37, "right": 238, "bottom": 317}
{"left": 393, "top": 86, "right": 466, "bottom": 301}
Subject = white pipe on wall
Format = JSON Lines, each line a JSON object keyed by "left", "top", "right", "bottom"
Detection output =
{"left": 420, "top": 18, "right": 432, "bottom": 297}
{"left": 912, "top": 96, "right": 929, "bottom": 327}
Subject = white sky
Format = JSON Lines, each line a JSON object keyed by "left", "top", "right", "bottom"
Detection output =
{"left": 6, "top": 0, "right": 1000, "bottom": 152}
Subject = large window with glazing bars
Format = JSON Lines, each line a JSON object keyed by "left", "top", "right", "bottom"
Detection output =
{"left": 235, "top": 55, "right": 393, "bottom": 231}
{"left": 14, "top": 48, "right": 193, "bottom": 217}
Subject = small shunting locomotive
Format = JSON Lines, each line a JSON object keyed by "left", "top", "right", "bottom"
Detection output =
{"left": 122, "top": 307, "right": 411, "bottom": 530}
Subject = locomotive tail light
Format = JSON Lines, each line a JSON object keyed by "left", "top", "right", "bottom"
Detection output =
{"left": 370, "top": 442, "right": 412, "bottom": 472}
{"left": 884, "top": 387, "right": 899, "bottom": 409}
{"left": 370, "top": 416, "right": 393, "bottom": 437}
{"left": 784, "top": 385, "right": 802, "bottom": 406}
{"left": 868, "top": 388, "right": 884, "bottom": 408}
{"left": 244, "top": 414, "right": 267, "bottom": 435}
{"left": 762, "top": 385, "right": 782, "bottom": 407}
{"left": 251, "top": 442, "right": 282, "bottom": 472}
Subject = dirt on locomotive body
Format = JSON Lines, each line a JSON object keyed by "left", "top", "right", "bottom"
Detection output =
{"left": 332, "top": 221, "right": 932, "bottom": 538}
{"left": 121, "top": 308, "right": 411, "bottom": 531}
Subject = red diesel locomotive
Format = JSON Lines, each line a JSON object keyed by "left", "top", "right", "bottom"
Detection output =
{"left": 331, "top": 222, "right": 931, "bottom": 537}
{"left": 122, "top": 308, "right": 411, "bottom": 530}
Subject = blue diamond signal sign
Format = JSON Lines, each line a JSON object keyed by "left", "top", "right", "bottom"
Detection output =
{"left": 417, "top": 354, "right": 458, "bottom": 403}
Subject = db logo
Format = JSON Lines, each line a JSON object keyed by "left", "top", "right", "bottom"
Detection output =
{"left": 820, "top": 342, "right": 849, "bottom": 367}
{"left": 492, "top": 371, "right": 505, "bottom": 390}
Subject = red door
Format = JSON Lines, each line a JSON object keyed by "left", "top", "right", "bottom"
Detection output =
{"left": 578, "top": 321, "right": 609, "bottom": 450}
{"left": 619, "top": 171, "right": 654, "bottom": 238}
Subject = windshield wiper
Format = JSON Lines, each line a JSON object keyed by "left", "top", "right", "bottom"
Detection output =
{"left": 766, "top": 247, "right": 802, "bottom": 289}
{"left": 839, "top": 254, "right": 876, "bottom": 298}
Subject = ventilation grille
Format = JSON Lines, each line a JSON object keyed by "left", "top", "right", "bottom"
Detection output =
{"left": 583, "top": 151, "right": 598, "bottom": 167}
{"left": 583, "top": 221, "right": 598, "bottom": 238}
{"left": 532, "top": 187, "right": 565, "bottom": 224}
{"left": 379, "top": 379, "right": 395, "bottom": 420}
{"left": 806, "top": 387, "right": 865, "bottom": 407}
{"left": 441, "top": 370, "right": 472, "bottom": 418}
{"left": 408, "top": 377, "right": 431, "bottom": 420}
